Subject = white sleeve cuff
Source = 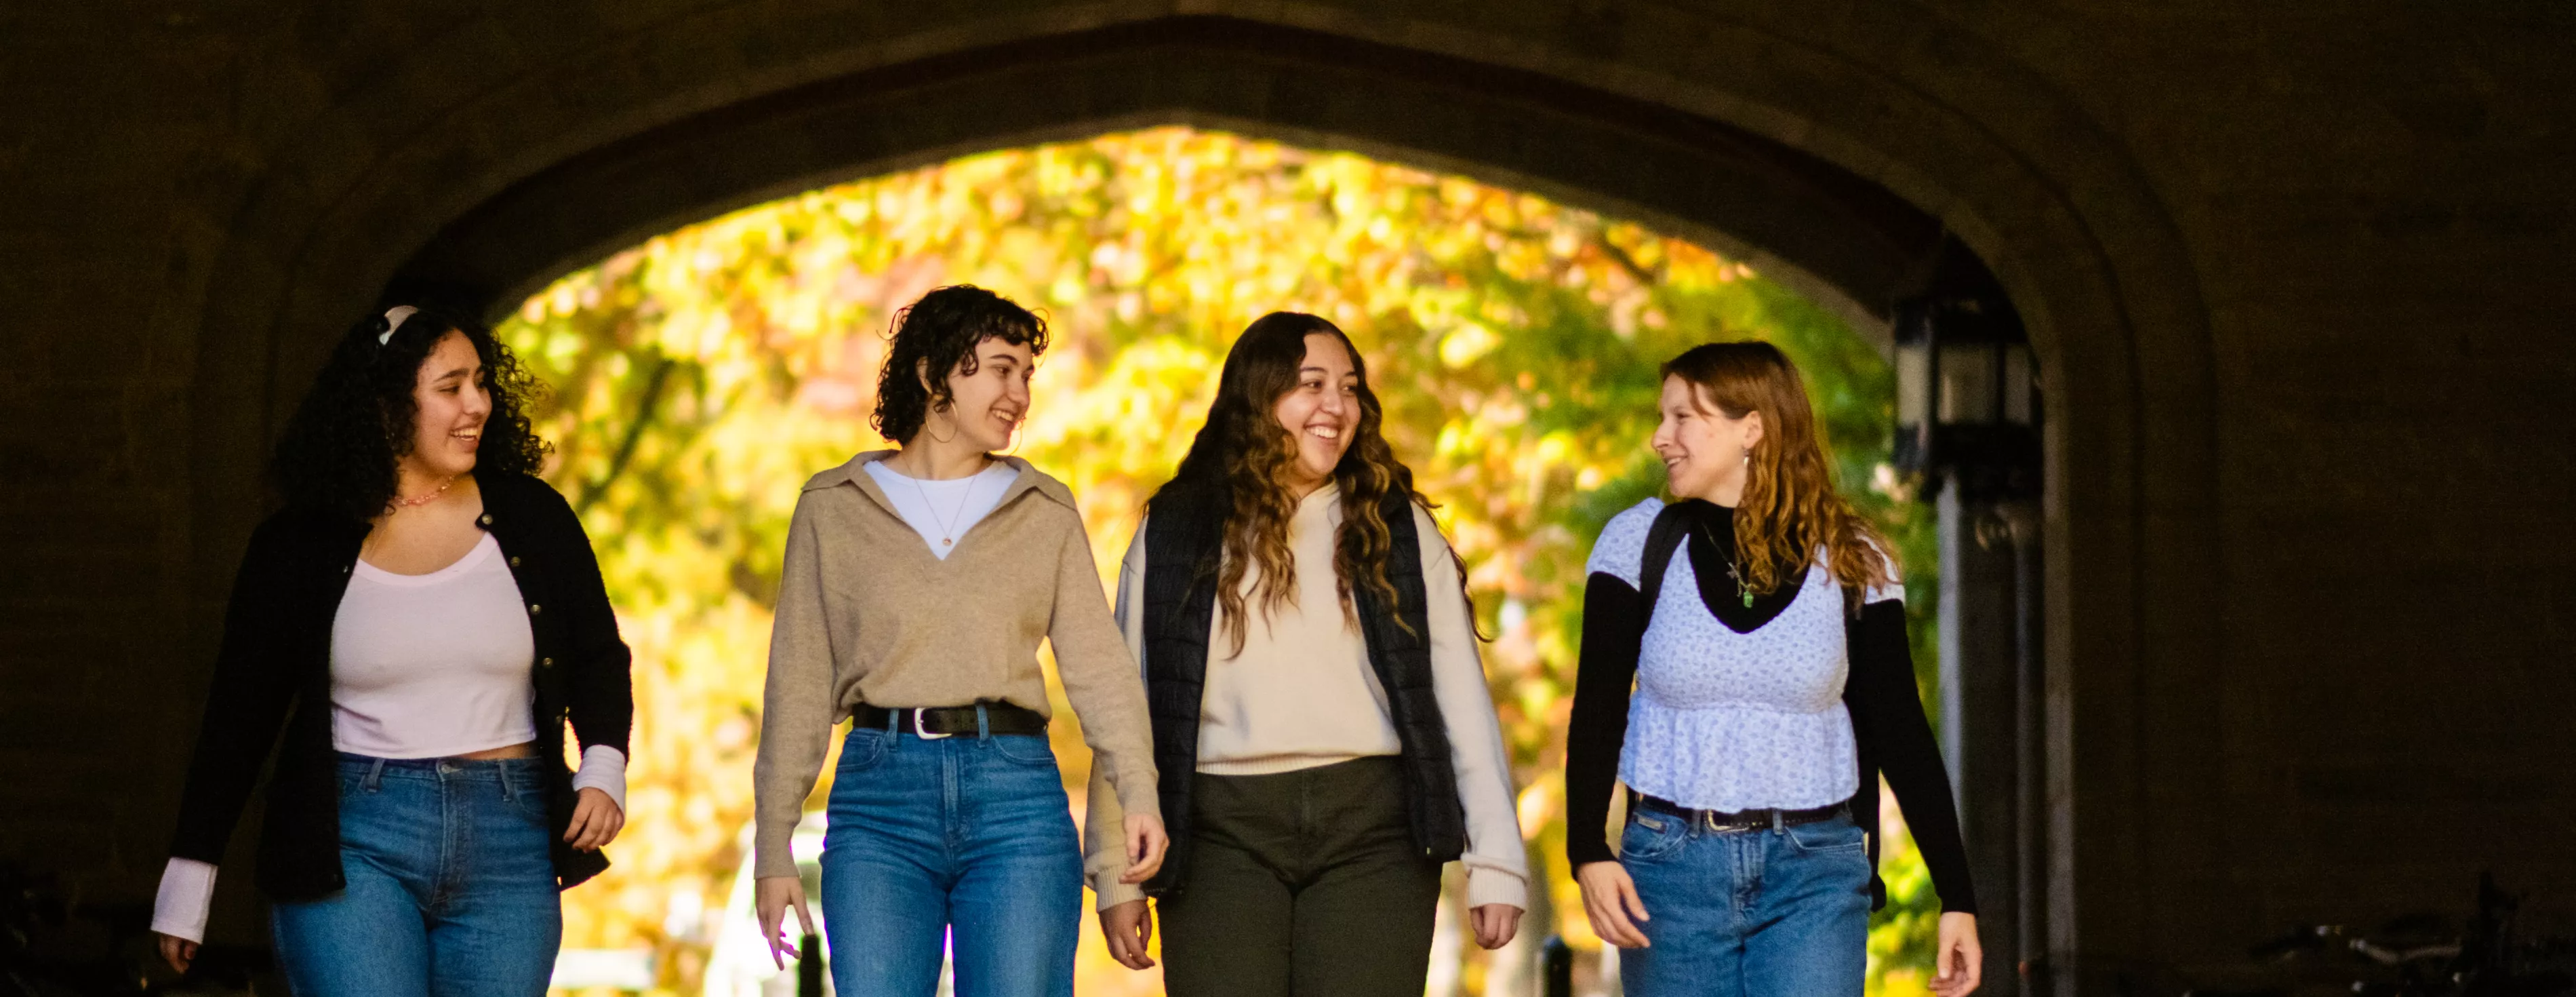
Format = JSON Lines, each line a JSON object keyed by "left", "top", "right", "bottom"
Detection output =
{"left": 571, "top": 744, "right": 627, "bottom": 814}
{"left": 1465, "top": 864, "right": 1530, "bottom": 912}
{"left": 151, "top": 857, "right": 218, "bottom": 943}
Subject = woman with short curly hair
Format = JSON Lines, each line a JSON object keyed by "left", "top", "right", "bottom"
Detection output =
{"left": 153, "top": 304, "right": 633, "bottom": 996}
{"left": 750, "top": 285, "right": 1165, "bottom": 997}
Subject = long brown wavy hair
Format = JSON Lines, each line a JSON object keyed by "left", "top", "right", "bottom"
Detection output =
{"left": 1153, "top": 313, "right": 1431, "bottom": 656}
{"left": 1663, "top": 341, "right": 1894, "bottom": 608}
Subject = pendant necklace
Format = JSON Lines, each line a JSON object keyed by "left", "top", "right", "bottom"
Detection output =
{"left": 908, "top": 460, "right": 990, "bottom": 549}
{"left": 1694, "top": 520, "right": 1754, "bottom": 608}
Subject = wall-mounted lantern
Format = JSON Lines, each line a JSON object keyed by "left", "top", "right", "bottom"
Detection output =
{"left": 1892, "top": 281, "right": 2041, "bottom": 503}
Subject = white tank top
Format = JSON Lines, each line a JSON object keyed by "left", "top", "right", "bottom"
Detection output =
{"left": 329, "top": 532, "right": 538, "bottom": 757}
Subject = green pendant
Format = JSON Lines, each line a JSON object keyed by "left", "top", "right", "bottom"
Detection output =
{"left": 1742, "top": 589, "right": 1755, "bottom": 608}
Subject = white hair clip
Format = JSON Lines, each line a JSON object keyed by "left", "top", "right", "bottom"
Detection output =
{"left": 378, "top": 305, "right": 420, "bottom": 346}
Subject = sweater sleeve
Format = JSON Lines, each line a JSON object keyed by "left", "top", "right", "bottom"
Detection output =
{"left": 1845, "top": 597, "right": 1979, "bottom": 914}
{"left": 750, "top": 494, "right": 837, "bottom": 880}
{"left": 1565, "top": 571, "right": 1645, "bottom": 867}
{"left": 1048, "top": 512, "right": 1162, "bottom": 827}
{"left": 1084, "top": 527, "right": 1152, "bottom": 910}
{"left": 1418, "top": 509, "right": 1531, "bottom": 911}
{"left": 168, "top": 520, "right": 302, "bottom": 865}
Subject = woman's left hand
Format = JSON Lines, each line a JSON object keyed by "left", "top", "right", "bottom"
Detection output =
{"left": 1119, "top": 813, "right": 1169, "bottom": 883}
{"left": 1931, "top": 911, "right": 1982, "bottom": 997}
{"left": 1470, "top": 904, "right": 1523, "bottom": 950}
{"left": 564, "top": 787, "right": 624, "bottom": 851}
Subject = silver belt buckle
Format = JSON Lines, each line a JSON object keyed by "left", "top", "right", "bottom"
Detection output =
{"left": 913, "top": 709, "right": 952, "bottom": 740}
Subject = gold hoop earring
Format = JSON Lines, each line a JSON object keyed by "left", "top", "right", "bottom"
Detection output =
{"left": 923, "top": 403, "right": 959, "bottom": 446}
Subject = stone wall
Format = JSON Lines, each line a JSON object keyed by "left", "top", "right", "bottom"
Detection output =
{"left": 1, "top": 1, "right": 2567, "bottom": 981}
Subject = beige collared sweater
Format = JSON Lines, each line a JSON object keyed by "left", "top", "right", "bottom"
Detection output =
{"left": 751, "top": 452, "right": 1159, "bottom": 879}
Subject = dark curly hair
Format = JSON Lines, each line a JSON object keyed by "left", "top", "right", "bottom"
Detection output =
{"left": 872, "top": 286, "right": 1050, "bottom": 444}
{"left": 1153, "top": 312, "right": 1449, "bottom": 655}
{"left": 270, "top": 304, "right": 550, "bottom": 522}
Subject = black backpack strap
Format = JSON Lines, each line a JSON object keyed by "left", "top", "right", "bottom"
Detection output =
{"left": 1636, "top": 503, "right": 1695, "bottom": 631}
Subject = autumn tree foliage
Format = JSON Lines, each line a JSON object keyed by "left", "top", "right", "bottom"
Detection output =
{"left": 504, "top": 127, "right": 1942, "bottom": 996}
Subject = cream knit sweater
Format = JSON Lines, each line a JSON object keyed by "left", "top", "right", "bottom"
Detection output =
{"left": 751, "top": 452, "right": 1159, "bottom": 879}
{"left": 1083, "top": 486, "right": 1530, "bottom": 912}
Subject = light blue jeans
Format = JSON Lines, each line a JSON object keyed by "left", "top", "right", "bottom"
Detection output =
{"left": 818, "top": 722, "right": 1083, "bottom": 997}
{"left": 1617, "top": 808, "right": 1873, "bottom": 997}
{"left": 270, "top": 754, "right": 563, "bottom": 997}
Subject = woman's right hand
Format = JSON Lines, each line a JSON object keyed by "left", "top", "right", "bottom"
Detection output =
{"left": 754, "top": 875, "right": 818, "bottom": 971}
{"left": 1575, "top": 861, "right": 1652, "bottom": 949}
{"left": 1099, "top": 899, "right": 1156, "bottom": 970}
{"left": 156, "top": 933, "right": 197, "bottom": 974}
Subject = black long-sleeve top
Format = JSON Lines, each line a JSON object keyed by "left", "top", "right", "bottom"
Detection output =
{"left": 1563, "top": 498, "right": 1976, "bottom": 914}
{"left": 168, "top": 471, "right": 632, "bottom": 900}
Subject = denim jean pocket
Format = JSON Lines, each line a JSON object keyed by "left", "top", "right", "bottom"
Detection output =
{"left": 837, "top": 728, "right": 893, "bottom": 773}
{"left": 988, "top": 735, "right": 1058, "bottom": 768}
{"left": 1619, "top": 813, "right": 1689, "bottom": 863}
{"left": 1783, "top": 816, "right": 1867, "bottom": 854}
{"left": 504, "top": 770, "right": 552, "bottom": 822}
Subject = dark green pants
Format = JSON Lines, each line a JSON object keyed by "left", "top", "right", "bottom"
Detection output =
{"left": 1159, "top": 756, "right": 1445, "bottom": 997}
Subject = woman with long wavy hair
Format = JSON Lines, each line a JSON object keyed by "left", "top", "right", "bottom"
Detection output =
{"left": 1564, "top": 340, "right": 1981, "bottom": 997}
{"left": 1085, "top": 312, "right": 1527, "bottom": 996}
{"left": 750, "top": 286, "right": 1165, "bottom": 997}
{"left": 153, "top": 304, "right": 633, "bottom": 996}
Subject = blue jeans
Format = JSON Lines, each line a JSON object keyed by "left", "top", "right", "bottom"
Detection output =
{"left": 1617, "top": 809, "right": 1873, "bottom": 997}
{"left": 818, "top": 723, "right": 1083, "bottom": 997}
{"left": 270, "top": 755, "right": 563, "bottom": 997}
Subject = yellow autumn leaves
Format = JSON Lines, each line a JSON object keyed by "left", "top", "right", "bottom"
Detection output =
{"left": 504, "top": 125, "right": 1936, "bottom": 996}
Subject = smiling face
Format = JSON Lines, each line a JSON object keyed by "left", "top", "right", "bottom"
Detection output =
{"left": 401, "top": 329, "right": 493, "bottom": 482}
{"left": 1272, "top": 332, "right": 1360, "bottom": 494}
{"left": 931, "top": 336, "right": 1035, "bottom": 453}
{"left": 1651, "top": 374, "right": 1764, "bottom": 505}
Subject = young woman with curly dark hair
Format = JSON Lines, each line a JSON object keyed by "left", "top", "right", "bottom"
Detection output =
{"left": 151, "top": 305, "right": 634, "bottom": 996}
{"left": 1085, "top": 312, "right": 1527, "bottom": 996}
{"left": 750, "top": 285, "right": 1165, "bottom": 997}
{"left": 1565, "top": 341, "right": 1979, "bottom": 997}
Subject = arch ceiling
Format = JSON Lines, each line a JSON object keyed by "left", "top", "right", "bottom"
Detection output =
{"left": 387, "top": 18, "right": 1951, "bottom": 338}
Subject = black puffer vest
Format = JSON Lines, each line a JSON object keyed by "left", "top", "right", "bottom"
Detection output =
{"left": 1139, "top": 483, "right": 1468, "bottom": 896}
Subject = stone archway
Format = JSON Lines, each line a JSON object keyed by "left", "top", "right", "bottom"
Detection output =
{"left": 386, "top": 18, "right": 1943, "bottom": 341}
{"left": 176, "top": 3, "right": 2220, "bottom": 982}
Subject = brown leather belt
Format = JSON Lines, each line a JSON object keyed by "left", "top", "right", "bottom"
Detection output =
{"left": 1636, "top": 794, "right": 1850, "bottom": 832}
{"left": 852, "top": 701, "right": 1049, "bottom": 738}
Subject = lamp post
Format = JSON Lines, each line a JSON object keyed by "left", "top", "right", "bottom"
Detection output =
{"left": 1893, "top": 254, "right": 2049, "bottom": 996}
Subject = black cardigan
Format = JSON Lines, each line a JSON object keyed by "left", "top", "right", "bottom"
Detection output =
{"left": 167, "top": 471, "right": 633, "bottom": 900}
{"left": 1563, "top": 500, "right": 1976, "bottom": 914}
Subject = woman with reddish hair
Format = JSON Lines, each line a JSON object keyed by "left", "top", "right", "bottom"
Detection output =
{"left": 1566, "top": 340, "right": 1981, "bottom": 997}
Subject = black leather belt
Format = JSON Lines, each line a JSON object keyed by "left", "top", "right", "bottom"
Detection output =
{"left": 852, "top": 702, "right": 1049, "bottom": 737}
{"left": 1636, "top": 794, "right": 1849, "bottom": 832}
